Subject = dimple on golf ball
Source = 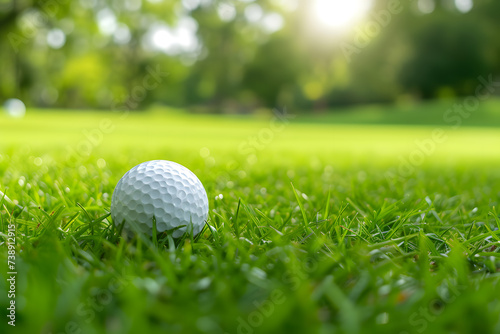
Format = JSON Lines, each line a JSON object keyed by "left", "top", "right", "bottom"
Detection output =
{"left": 111, "top": 160, "right": 209, "bottom": 237}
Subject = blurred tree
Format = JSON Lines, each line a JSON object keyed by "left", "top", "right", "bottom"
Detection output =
{"left": 242, "top": 36, "right": 305, "bottom": 107}
{"left": 0, "top": 0, "right": 499, "bottom": 111}
{"left": 398, "top": 10, "right": 490, "bottom": 99}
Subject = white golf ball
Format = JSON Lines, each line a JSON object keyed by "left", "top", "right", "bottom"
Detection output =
{"left": 4, "top": 98, "right": 26, "bottom": 118}
{"left": 111, "top": 160, "right": 209, "bottom": 237}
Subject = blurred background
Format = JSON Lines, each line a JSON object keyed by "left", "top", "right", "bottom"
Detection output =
{"left": 1, "top": 0, "right": 499, "bottom": 114}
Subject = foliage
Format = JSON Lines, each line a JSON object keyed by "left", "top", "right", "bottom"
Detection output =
{"left": 0, "top": 0, "right": 499, "bottom": 110}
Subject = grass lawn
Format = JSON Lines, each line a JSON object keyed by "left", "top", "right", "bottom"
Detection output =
{"left": 1, "top": 102, "right": 500, "bottom": 334}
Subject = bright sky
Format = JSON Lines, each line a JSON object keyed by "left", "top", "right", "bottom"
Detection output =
{"left": 312, "top": 0, "right": 373, "bottom": 30}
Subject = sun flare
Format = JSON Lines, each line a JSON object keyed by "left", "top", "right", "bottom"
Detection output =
{"left": 313, "top": 0, "right": 372, "bottom": 30}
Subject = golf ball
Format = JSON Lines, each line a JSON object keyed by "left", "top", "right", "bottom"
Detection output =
{"left": 111, "top": 160, "right": 209, "bottom": 237}
{"left": 4, "top": 98, "right": 26, "bottom": 118}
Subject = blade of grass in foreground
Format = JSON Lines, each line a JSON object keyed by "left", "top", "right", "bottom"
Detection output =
{"left": 291, "top": 182, "right": 311, "bottom": 234}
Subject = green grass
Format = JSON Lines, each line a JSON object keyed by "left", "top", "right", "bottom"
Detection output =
{"left": 1, "top": 103, "right": 500, "bottom": 334}
{"left": 300, "top": 98, "right": 500, "bottom": 127}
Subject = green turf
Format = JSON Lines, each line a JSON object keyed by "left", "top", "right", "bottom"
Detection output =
{"left": 1, "top": 104, "right": 500, "bottom": 334}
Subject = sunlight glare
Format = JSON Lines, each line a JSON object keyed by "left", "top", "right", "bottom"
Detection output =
{"left": 313, "top": 0, "right": 372, "bottom": 29}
